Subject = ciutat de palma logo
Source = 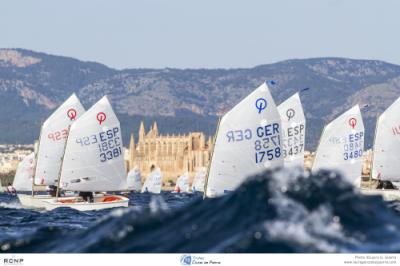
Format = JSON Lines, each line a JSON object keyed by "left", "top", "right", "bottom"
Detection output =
{"left": 180, "top": 255, "right": 222, "bottom": 265}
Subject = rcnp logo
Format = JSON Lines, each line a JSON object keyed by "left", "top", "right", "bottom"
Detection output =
{"left": 180, "top": 255, "right": 192, "bottom": 265}
{"left": 3, "top": 256, "right": 24, "bottom": 265}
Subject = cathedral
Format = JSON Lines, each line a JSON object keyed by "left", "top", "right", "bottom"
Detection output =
{"left": 128, "top": 121, "right": 213, "bottom": 180}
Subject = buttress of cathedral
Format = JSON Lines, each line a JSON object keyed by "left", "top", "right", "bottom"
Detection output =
{"left": 129, "top": 121, "right": 213, "bottom": 180}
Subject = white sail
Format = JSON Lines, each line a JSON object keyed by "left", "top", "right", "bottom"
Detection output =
{"left": 126, "top": 167, "right": 142, "bottom": 191}
{"left": 174, "top": 172, "right": 190, "bottom": 193}
{"left": 34, "top": 94, "right": 85, "bottom": 185}
{"left": 312, "top": 105, "right": 364, "bottom": 184}
{"left": 205, "top": 82, "right": 283, "bottom": 197}
{"left": 13, "top": 153, "right": 35, "bottom": 191}
{"left": 141, "top": 168, "right": 163, "bottom": 194}
{"left": 59, "top": 96, "right": 127, "bottom": 192}
{"left": 372, "top": 97, "right": 400, "bottom": 181}
{"left": 277, "top": 93, "right": 306, "bottom": 169}
{"left": 191, "top": 168, "right": 206, "bottom": 192}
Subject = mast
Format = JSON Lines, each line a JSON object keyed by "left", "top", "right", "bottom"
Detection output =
{"left": 311, "top": 124, "right": 326, "bottom": 170}
{"left": 203, "top": 116, "right": 221, "bottom": 199}
{"left": 369, "top": 114, "right": 379, "bottom": 189}
{"left": 55, "top": 125, "right": 71, "bottom": 200}
{"left": 31, "top": 123, "right": 43, "bottom": 197}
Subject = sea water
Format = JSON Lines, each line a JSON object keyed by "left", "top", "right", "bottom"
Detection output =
{"left": 2, "top": 168, "right": 400, "bottom": 253}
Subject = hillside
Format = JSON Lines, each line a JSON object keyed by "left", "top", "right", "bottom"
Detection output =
{"left": 1, "top": 48, "right": 400, "bottom": 149}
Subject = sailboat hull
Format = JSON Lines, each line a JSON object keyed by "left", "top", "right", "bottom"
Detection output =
{"left": 42, "top": 195, "right": 129, "bottom": 211}
{"left": 360, "top": 189, "right": 400, "bottom": 201}
{"left": 17, "top": 194, "right": 53, "bottom": 209}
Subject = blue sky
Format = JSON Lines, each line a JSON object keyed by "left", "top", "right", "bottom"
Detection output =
{"left": 1, "top": 0, "right": 399, "bottom": 69}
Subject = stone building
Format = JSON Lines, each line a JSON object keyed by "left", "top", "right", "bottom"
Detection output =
{"left": 129, "top": 121, "right": 213, "bottom": 180}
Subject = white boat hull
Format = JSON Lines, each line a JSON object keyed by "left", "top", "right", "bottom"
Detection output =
{"left": 360, "top": 189, "right": 400, "bottom": 201}
{"left": 17, "top": 194, "right": 53, "bottom": 209}
{"left": 42, "top": 195, "right": 129, "bottom": 211}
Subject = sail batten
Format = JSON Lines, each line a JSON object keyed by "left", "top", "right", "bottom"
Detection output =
{"left": 205, "top": 82, "right": 283, "bottom": 197}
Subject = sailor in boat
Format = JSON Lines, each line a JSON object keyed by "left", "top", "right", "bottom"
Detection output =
{"left": 6, "top": 183, "right": 16, "bottom": 196}
{"left": 375, "top": 174, "right": 397, "bottom": 190}
{"left": 143, "top": 164, "right": 155, "bottom": 193}
{"left": 48, "top": 185, "right": 62, "bottom": 197}
{"left": 377, "top": 180, "right": 397, "bottom": 190}
{"left": 78, "top": 191, "right": 94, "bottom": 202}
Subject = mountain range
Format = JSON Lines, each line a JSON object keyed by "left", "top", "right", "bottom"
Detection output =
{"left": 1, "top": 48, "right": 400, "bottom": 150}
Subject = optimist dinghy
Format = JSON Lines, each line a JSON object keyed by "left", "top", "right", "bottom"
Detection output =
{"left": 191, "top": 168, "right": 206, "bottom": 193}
{"left": 174, "top": 172, "right": 190, "bottom": 193}
{"left": 204, "top": 82, "right": 283, "bottom": 198}
{"left": 126, "top": 166, "right": 142, "bottom": 192}
{"left": 312, "top": 105, "right": 365, "bottom": 185}
{"left": 13, "top": 152, "right": 35, "bottom": 192}
{"left": 141, "top": 168, "right": 163, "bottom": 194}
{"left": 42, "top": 96, "right": 129, "bottom": 211}
{"left": 18, "top": 94, "right": 85, "bottom": 208}
{"left": 361, "top": 97, "right": 400, "bottom": 200}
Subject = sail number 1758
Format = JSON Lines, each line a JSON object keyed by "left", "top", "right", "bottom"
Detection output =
{"left": 254, "top": 136, "right": 281, "bottom": 163}
{"left": 255, "top": 147, "right": 281, "bottom": 163}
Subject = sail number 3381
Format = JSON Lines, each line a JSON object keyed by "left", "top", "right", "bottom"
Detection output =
{"left": 75, "top": 127, "right": 122, "bottom": 163}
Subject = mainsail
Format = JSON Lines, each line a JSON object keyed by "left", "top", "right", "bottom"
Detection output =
{"left": 59, "top": 96, "right": 127, "bottom": 192}
{"left": 126, "top": 167, "right": 142, "bottom": 191}
{"left": 34, "top": 94, "right": 85, "bottom": 186}
{"left": 191, "top": 168, "right": 206, "bottom": 192}
{"left": 371, "top": 97, "right": 400, "bottom": 181}
{"left": 141, "top": 168, "right": 163, "bottom": 194}
{"left": 175, "top": 172, "right": 190, "bottom": 193}
{"left": 277, "top": 93, "right": 306, "bottom": 169}
{"left": 13, "top": 153, "right": 35, "bottom": 191}
{"left": 205, "top": 82, "right": 283, "bottom": 197}
{"left": 312, "top": 105, "right": 364, "bottom": 184}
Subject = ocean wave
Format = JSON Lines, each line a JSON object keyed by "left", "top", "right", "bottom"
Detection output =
{"left": 3, "top": 168, "right": 400, "bottom": 253}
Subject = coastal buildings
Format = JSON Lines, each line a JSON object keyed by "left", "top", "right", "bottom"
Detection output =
{"left": 128, "top": 121, "right": 213, "bottom": 180}
{"left": 0, "top": 144, "right": 33, "bottom": 174}
{"left": 0, "top": 133, "right": 375, "bottom": 184}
